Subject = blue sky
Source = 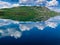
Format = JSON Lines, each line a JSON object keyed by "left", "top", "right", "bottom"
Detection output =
{"left": 0, "top": 0, "right": 60, "bottom": 12}
{"left": 1, "top": 0, "right": 19, "bottom": 3}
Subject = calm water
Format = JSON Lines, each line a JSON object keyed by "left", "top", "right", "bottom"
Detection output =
{"left": 0, "top": 16, "right": 60, "bottom": 45}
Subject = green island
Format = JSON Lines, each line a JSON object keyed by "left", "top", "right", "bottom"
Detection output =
{"left": 0, "top": 6, "right": 59, "bottom": 21}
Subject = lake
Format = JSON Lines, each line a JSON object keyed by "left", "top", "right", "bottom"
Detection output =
{"left": 0, "top": 16, "right": 60, "bottom": 45}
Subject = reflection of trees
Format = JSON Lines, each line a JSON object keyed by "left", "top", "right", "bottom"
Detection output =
{"left": 15, "top": 12, "right": 27, "bottom": 15}
{"left": 13, "top": 12, "right": 28, "bottom": 15}
{"left": 0, "top": 11, "right": 5, "bottom": 15}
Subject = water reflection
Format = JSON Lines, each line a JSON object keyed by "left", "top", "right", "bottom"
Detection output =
{"left": 0, "top": 16, "right": 60, "bottom": 39}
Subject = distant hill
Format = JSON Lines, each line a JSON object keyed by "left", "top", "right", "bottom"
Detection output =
{"left": 0, "top": 6, "right": 59, "bottom": 21}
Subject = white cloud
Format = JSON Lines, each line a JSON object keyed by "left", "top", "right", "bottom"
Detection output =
{"left": 19, "top": 0, "right": 47, "bottom": 6}
{"left": 0, "top": 19, "right": 12, "bottom": 26}
{"left": 46, "top": 16, "right": 60, "bottom": 23}
{"left": 7, "top": 28, "right": 22, "bottom": 39}
{"left": 35, "top": 23, "right": 46, "bottom": 30}
{"left": 45, "top": 22, "right": 58, "bottom": 28}
{"left": 0, "top": 1, "right": 11, "bottom": 9}
{"left": 45, "top": 16, "right": 60, "bottom": 28}
{"left": 19, "top": 0, "right": 35, "bottom": 6}
{"left": 45, "top": 0, "right": 59, "bottom": 12}
{"left": 19, "top": 0, "right": 28, "bottom": 3}
{"left": 36, "top": 25, "right": 45, "bottom": 30}
{"left": 46, "top": 0, "right": 59, "bottom": 7}
{"left": 19, "top": 22, "right": 45, "bottom": 31}
{"left": 0, "top": 0, "right": 59, "bottom": 10}
{"left": 19, "top": 0, "right": 59, "bottom": 8}
{"left": 0, "top": 30, "right": 4, "bottom": 34}
{"left": 47, "top": 7, "right": 60, "bottom": 12}
{"left": 13, "top": 31, "right": 22, "bottom": 39}
{"left": 12, "top": 3, "right": 20, "bottom": 7}
{"left": 0, "top": 1, "right": 20, "bottom": 9}
{"left": 35, "top": 0, "right": 46, "bottom": 4}
{"left": 0, "top": 29, "right": 21, "bottom": 39}
{"left": 19, "top": 24, "right": 31, "bottom": 31}
{"left": 0, "top": 29, "right": 22, "bottom": 39}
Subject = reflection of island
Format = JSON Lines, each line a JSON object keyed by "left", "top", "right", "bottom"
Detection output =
{"left": 0, "top": 6, "right": 59, "bottom": 21}
{"left": 0, "top": 15, "right": 59, "bottom": 39}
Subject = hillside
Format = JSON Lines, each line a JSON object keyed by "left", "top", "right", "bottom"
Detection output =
{"left": 0, "top": 6, "right": 59, "bottom": 21}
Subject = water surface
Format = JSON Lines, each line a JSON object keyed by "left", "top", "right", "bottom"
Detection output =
{"left": 0, "top": 16, "right": 60, "bottom": 45}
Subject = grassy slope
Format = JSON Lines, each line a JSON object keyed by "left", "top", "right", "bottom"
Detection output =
{"left": 0, "top": 6, "right": 59, "bottom": 21}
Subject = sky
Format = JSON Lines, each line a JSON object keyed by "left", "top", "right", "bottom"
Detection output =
{"left": 0, "top": 0, "right": 60, "bottom": 12}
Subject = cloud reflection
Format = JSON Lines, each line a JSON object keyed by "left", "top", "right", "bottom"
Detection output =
{"left": 0, "top": 16, "right": 59, "bottom": 38}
